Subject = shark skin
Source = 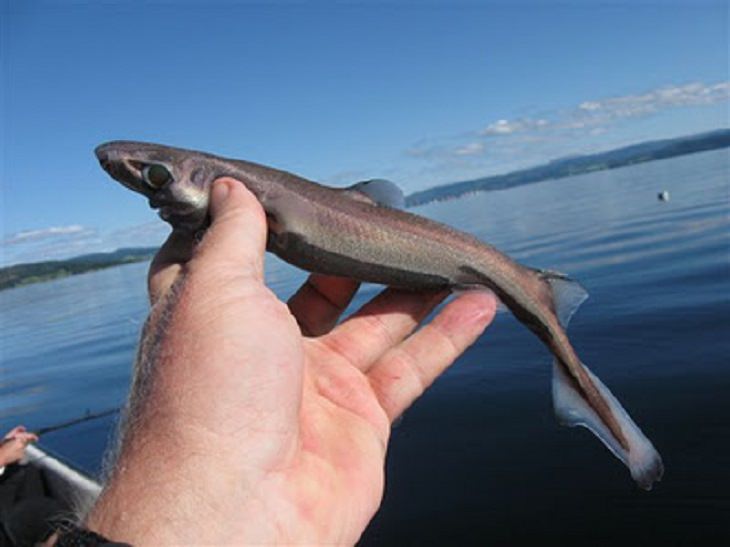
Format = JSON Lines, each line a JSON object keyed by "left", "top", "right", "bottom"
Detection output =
{"left": 95, "top": 140, "right": 664, "bottom": 489}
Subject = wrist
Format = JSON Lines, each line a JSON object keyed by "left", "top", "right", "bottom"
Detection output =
{"left": 49, "top": 523, "right": 130, "bottom": 547}
{"left": 86, "top": 437, "right": 274, "bottom": 544}
{"left": 86, "top": 453, "right": 334, "bottom": 545}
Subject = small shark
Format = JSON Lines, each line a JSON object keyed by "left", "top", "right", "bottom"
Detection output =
{"left": 95, "top": 140, "right": 664, "bottom": 489}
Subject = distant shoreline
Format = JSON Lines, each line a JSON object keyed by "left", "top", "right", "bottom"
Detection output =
{"left": 0, "top": 249, "right": 157, "bottom": 291}
{"left": 3, "top": 129, "right": 728, "bottom": 291}
{"left": 405, "top": 128, "right": 730, "bottom": 206}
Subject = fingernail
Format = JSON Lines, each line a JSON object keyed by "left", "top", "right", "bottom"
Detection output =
{"left": 210, "top": 180, "right": 230, "bottom": 214}
{"left": 213, "top": 180, "right": 230, "bottom": 201}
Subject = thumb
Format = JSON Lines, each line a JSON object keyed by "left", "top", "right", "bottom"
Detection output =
{"left": 192, "top": 178, "right": 267, "bottom": 281}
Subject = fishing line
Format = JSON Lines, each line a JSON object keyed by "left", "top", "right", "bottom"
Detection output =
{"left": 33, "top": 407, "right": 121, "bottom": 436}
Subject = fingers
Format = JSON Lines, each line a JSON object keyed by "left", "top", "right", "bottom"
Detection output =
{"left": 4, "top": 431, "right": 36, "bottom": 445}
{"left": 148, "top": 230, "right": 194, "bottom": 304}
{"left": 17, "top": 432, "right": 38, "bottom": 445}
{"left": 147, "top": 178, "right": 268, "bottom": 304}
{"left": 287, "top": 274, "right": 360, "bottom": 336}
{"left": 367, "top": 291, "right": 496, "bottom": 421}
{"left": 316, "top": 288, "right": 448, "bottom": 371}
{"left": 191, "top": 178, "right": 267, "bottom": 282}
{"left": 4, "top": 425, "right": 25, "bottom": 439}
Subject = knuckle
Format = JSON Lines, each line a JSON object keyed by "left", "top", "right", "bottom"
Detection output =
{"left": 357, "top": 314, "right": 398, "bottom": 348}
{"left": 426, "top": 323, "right": 462, "bottom": 361}
{"left": 383, "top": 348, "right": 428, "bottom": 396}
{"left": 316, "top": 333, "right": 363, "bottom": 369}
{"left": 369, "top": 374, "right": 400, "bottom": 419}
{"left": 369, "top": 350, "right": 426, "bottom": 421}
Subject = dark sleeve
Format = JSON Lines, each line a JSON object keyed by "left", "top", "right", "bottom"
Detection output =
{"left": 54, "top": 525, "right": 131, "bottom": 547}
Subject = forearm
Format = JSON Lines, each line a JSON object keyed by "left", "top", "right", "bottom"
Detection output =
{"left": 84, "top": 422, "right": 285, "bottom": 545}
{"left": 85, "top": 431, "right": 358, "bottom": 545}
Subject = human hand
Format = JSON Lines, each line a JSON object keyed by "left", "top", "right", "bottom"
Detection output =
{"left": 86, "top": 179, "right": 496, "bottom": 545}
{"left": 4, "top": 425, "right": 28, "bottom": 440}
{"left": 0, "top": 426, "right": 37, "bottom": 466}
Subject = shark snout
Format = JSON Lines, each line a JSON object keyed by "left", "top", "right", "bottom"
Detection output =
{"left": 94, "top": 142, "right": 113, "bottom": 163}
{"left": 94, "top": 144, "right": 118, "bottom": 175}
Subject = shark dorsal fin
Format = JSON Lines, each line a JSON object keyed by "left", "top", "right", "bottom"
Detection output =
{"left": 344, "top": 179, "right": 405, "bottom": 209}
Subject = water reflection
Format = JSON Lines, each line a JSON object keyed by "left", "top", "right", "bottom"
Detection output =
{"left": 1, "top": 150, "right": 728, "bottom": 543}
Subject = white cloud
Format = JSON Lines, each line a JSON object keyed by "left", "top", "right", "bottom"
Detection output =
{"left": 481, "top": 119, "right": 520, "bottom": 135}
{"left": 659, "top": 81, "right": 725, "bottom": 106}
{"left": 2, "top": 225, "right": 94, "bottom": 246}
{"left": 479, "top": 81, "right": 729, "bottom": 139}
{"left": 397, "top": 79, "right": 729, "bottom": 189}
{"left": 1, "top": 220, "right": 170, "bottom": 266}
{"left": 480, "top": 118, "right": 550, "bottom": 137}
{"left": 1, "top": 225, "right": 103, "bottom": 265}
{"left": 579, "top": 101, "right": 602, "bottom": 111}
{"left": 454, "top": 142, "right": 485, "bottom": 156}
{"left": 567, "top": 81, "right": 729, "bottom": 124}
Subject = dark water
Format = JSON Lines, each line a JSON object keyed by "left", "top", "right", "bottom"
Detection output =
{"left": 2, "top": 150, "right": 728, "bottom": 544}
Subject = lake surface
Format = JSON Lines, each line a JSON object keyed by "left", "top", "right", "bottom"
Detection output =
{"left": 2, "top": 150, "right": 728, "bottom": 544}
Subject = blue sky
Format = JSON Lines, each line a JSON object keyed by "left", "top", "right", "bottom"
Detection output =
{"left": 1, "top": 0, "right": 728, "bottom": 266}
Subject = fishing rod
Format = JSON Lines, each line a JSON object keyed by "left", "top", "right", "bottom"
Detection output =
{"left": 33, "top": 407, "right": 121, "bottom": 436}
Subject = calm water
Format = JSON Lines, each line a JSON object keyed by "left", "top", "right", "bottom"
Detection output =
{"left": 1, "top": 150, "right": 728, "bottom": 544}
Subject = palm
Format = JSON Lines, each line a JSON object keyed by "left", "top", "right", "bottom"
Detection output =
{"left": 281, "top": 351, "right": 389, "bottom": 544}
{"left": 243, "top": 274, "right": 495, "bottom": 544}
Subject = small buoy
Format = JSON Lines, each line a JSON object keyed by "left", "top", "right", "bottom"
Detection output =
{"left": 658, "top": 191, "right": 670, "bottom": 202}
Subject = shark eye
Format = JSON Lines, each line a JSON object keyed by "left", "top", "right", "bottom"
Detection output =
{"left": 142, "top": 164, "right": 172, "bottom": 188}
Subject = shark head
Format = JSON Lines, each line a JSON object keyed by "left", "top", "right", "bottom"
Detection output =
{"left": 95, "top": 141, "right": 220, "bottom": 232}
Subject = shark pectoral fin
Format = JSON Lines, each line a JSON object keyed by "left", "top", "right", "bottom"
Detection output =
{"left": 552, "top": 360, "right": 664, "bottom": 490}
{"left": 344, "top": 179, "right": 405, "bottom": 209}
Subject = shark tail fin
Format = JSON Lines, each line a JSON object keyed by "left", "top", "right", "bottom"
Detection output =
{"left": 539, "top": 269, "right": 664, "bottom": 490}
{"left": 552, "top": 361, "right": 664, "bottom": 489}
